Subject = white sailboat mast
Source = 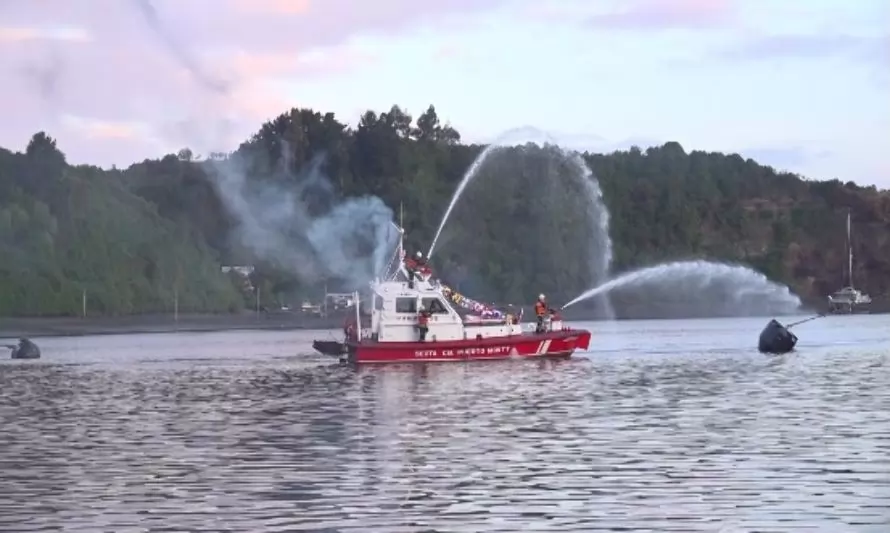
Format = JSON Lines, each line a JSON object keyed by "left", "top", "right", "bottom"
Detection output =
{"left": 847, "top": 211, "right": 853, "bottom": 288}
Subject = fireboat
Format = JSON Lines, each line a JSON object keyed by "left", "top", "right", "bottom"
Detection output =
{"left": 312, "top": 225, "right": 592, "bottom": 364}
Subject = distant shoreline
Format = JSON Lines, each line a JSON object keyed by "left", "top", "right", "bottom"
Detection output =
{"left": 1, "top": 307, "right": 882, "bottom": 340}
{"left": 0, "top": 312, "right": 347, "bottom": 339}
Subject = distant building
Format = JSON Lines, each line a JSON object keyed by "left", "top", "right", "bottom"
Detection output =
{"left": 222, "top": 265, "right": 256, "bottom": 294}
{"left": 326, "top": 292, "right": 355, "bottom": 309}
{"left": 221, "top": 266, "right": 255, "bottom": 277}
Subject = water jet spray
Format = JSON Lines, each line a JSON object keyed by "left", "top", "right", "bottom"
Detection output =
{"left": 425, "top": 126, "right": 614, "bottom": 317}
{"left": 563, "top": 260, "right": 803, "bottom": 316}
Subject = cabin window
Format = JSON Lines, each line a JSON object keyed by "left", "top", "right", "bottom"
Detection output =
{"left": 395, "top": 297, "right": 417, "bottom": 313}
{"left": 374, "top": 297, "right": 384, "bottom": 310}
{"left": 422, "top": 297, "right": 449, "bottom": 314}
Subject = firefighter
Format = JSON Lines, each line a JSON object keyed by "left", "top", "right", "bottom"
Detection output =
{"left": 343, "top": 317, "right": 357, "bottom": 343}
{"left": 417, "top": 304, "right": 431, "bottom": 342}
{"left": 405, "top": 251, "right": 425, "bottom": 288}
{"left": 534, "top": 293, "right": 550, "bottom": 333}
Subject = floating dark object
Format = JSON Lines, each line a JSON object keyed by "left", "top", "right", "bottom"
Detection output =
{"left": 758, "top": 319, "right": 798, "bottom": 354}
{"left": 312, "top": 340, "right": 347, "bottom": 357}
{"left": 7, "top": 337, "right": 41, "bottom": 359}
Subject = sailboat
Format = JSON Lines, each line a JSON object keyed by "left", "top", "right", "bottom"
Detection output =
{"left": 827, "top": 210, "right": 871, "bottom": 314}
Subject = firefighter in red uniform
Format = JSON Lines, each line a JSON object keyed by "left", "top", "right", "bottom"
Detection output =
{"left": 405, "top": 251, "right": 426, "bottom": 288}
{"left": 343, "top": 317, "right": 357, "bottom": 342}
{"left": 534, "top": 293, "right": 551, "bottom": 333}
{"left": 416, "top": 304, "right": 431, "bottom": 342}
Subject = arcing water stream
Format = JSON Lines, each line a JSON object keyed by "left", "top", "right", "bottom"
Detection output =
{"left": 426, "top": 140, "right": 502, "bottom": 260}
{"left": 562, "top": 260, "right": 803, "bottom": 314}
{"left": 426, "top": 127, "right": 615, "bottom": 316}
{"left": 425, "top": 127, "right": 802, "bottom": 318}
{"left": 426, "top": 127, "right": 612, "bottom": 271}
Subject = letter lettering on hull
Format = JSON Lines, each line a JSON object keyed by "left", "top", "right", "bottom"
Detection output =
{"left": 413, "top": 345, "right": 512, "bottom": 359}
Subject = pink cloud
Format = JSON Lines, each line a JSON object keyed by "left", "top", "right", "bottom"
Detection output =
{"left": 220, "top": 47, "right": 378, "bottom": 80}
{"left": 0, "top": 0, "right": 508, "bottom": 166}
{"left": 231, "top": 0, "right": 312, "bottom": 15}
{"left": 717, "top": 33, "right": 876, "bottom": 61}
{"left": 709, "top": 30, "right": 888, "bottom": 90}
{"left": 586, "top": 0, "right": 736, "bottom": 31}
{"left": 0, "top": 26, "right": 91, "bottom": 43}
{"left": 60, "top": 115, "right": 148, "bottom": 140}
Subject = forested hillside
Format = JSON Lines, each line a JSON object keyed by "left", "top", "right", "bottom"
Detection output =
{"left": 0, "top": 134, "right": 243, "bottom": 316}
{"left": 1, "top": 105, "right": 888, "bottom": 317}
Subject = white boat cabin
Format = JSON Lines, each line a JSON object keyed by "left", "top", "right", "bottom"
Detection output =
{"left": 362, "top": 276, "right": 562, "bottom": 343}
{"left": 350, "top": 225, "right": 563, "bottom": 343}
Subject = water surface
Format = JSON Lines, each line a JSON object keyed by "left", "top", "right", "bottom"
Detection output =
{"left": 1, "top": 315, "right": 888, "bottom": 532}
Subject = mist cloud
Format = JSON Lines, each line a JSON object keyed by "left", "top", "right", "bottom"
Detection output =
{"left": 6, "top": 0, "right": 403, "bottom": 289}
{"left": 205, "top": 150, "right": 399, "bottom": 288}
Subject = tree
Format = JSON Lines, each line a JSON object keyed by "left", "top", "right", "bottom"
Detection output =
{"left": 1, "top": 103, "right": 888, "bottom": 317}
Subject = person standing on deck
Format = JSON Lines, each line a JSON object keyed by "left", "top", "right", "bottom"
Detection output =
{"left": 404, "top": 251, "right": 426, "bottom": 288}
{"left": 343, "top": 317, "right": 357, "bottom": 343}
{"left": 416, "top": 304, "right": 431, "bottom": 342}
{"left": 534, "top": 294, "right": 551, "bottom": 333}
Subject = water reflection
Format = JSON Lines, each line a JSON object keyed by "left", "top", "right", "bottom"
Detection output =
{"left": 0, "top": 322, "right": 888, "bottom": 531}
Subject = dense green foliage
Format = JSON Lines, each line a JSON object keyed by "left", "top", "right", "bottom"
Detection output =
{"left": 1, "top": 105, "right": 888, "bottom": 317}
{"left": 0, "top": 134, "right": 243, "bottom": 316}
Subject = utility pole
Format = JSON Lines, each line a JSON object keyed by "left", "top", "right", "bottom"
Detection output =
{"left": 173, "top": 287, "right": 179, "bottom": 326}
{"left": 82, "top": 289, "right": 86, "bottom": 318}
{"left": 174, "top": 262, "right": 183, "bottom": 329}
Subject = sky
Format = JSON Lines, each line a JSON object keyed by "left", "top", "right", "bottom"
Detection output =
{"left": 0, "top": 0, "right": 887, "bottom": 186}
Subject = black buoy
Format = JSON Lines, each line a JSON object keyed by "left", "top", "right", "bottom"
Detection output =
{"left": 758, "top": 319, "right": 798, "bottom": 354}
{"left": 7, "top": 337, "right": 41, "bottom": 359}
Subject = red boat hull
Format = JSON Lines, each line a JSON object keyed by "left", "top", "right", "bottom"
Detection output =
{"left": 346, "top": 328, "right": 591, "bottom": 364}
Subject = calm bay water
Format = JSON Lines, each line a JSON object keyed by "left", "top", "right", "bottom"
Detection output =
{"left": 1, "top": 315, "right": 888, "bottom": 532}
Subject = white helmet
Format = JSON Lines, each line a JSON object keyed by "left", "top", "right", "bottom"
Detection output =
{"left": 415, "top": 251, "right": 422, "bottom": 259}
{"left": 539, "top": 294, "right": 546, "bottom": 300}
{"left": 418, "top": 304, "right": 425, "bottom": 311}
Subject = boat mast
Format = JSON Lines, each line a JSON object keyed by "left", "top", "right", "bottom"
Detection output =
{"left": 847, "top": 210, "right": 853, "bottom": 288}
{"left": 354, "top": 290, "right": 362, "bottom": 341}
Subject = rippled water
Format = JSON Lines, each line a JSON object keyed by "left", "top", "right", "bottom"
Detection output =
{"left": 1, "top": 316, "right": 889, "bottom": 532}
